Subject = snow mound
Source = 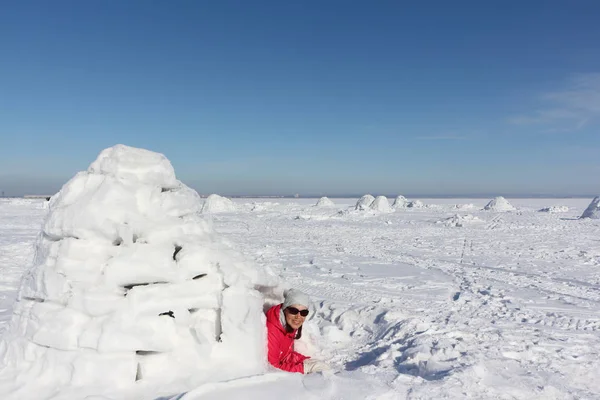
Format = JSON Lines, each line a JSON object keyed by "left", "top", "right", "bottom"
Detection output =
{"left": 392, "top": 195, "right": 408, "bottom": 208}
{"left": 407, "top": 200, "right": 424, "bottom": 208}
{"left": 355, "top": 195, "right": 375, "bottom": 210}
{"left": 202, "top": 194, "right": 236, "bottom": 213}
{"left": 437, "top": 214, "right": 482, "bottom": 227}
{"left": 0, "top": 145, "right": 277, "bottom": 398}
{"left": 315, "top": 197, "right": 335, "bottom": 207}
{"left": 539, "top": 206, "right": 569, "bottom": 213}
{"left": 580, "top": 196, "right": 600, "bottom": 219}
{"left": 483, "top": 196, "right": 516, "bottom": 211}
{"left": 370, "top": 196, "right": 392, "bottom": 213}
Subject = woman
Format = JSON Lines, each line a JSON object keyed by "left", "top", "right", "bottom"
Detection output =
{"left": 266, "top": 289, "right": 328, "bottom": 374}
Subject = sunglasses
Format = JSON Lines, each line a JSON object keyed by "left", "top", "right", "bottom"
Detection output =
{"left": 286, "top": 307, "right": 309, "bottom": 317}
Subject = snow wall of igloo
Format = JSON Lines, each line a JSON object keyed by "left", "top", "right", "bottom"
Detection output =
{"left": 0, "top": 145, "right": 277, "bottom": 397}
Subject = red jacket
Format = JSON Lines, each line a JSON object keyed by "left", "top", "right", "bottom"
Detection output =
{"left": 266, "top": 304, "right": 309, "bottom": 373}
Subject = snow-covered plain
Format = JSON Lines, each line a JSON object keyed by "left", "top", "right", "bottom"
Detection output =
{"left": 1, "top": 196, "right": 600, "bottom": 399}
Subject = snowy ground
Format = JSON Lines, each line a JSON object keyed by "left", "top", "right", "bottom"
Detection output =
{"left": 0, "top": 199, "right": 47, "bottom": 329}
{"left": 1, "top": 197, "right": 599, "bottom": 399}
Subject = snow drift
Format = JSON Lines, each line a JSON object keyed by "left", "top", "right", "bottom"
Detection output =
{"left": 355, "top": 195, "right": 375, "bottom": 211}
{"left": 315, "top": 197, "right": 335, "bottom": 207}
{"left": 0, "top": 145, "right": 277, "bottom": 399}
{"left": 484, "top": 196, "right": 516, "bottom": 212}
{"left": 202, "top": 194, "right": 236, "bottom": 213}
{"left": 580, "top": 196, "right": 600, "bottom": 219}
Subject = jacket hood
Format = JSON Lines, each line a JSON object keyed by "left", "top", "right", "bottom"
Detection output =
{"left": 266, "top": 303, "right": 292, "bottom": 335}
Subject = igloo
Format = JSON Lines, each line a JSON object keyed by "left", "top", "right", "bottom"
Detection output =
{"left": 202, "top": 193, "right": 236, "bottom": 213}
{"left": 370, "top": 196, "right": 392, "bottom": 212}
{"left": 483, "top": 196, "right": 516, "bottom": 211}
{"left": 0, "top": 145, "right": 276, "bottom": 398}
{"left": 392, "top": 195, "right": 408, "bottom": 208}
{"left": 581, "top": 196, "right": 600, "bottom": 219}
{"left": 355, "top": 194, "right": 375, "bottom": 210}
{"left": 315, "top": 197, "right": 335, "bottom": 207}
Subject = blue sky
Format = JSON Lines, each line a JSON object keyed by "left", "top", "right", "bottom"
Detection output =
{"left": 1, "top": 1, "right": 599, "bottom": 196}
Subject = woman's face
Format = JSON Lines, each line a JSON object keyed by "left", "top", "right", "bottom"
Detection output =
{"left": 284, "top": 304, "right": 308, "bottom": 330}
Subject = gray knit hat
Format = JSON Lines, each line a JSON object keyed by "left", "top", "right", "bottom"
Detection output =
{"left": 282, "top": 289, "right": 310, "bottom": 310}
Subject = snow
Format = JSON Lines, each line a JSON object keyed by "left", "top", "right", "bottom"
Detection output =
{"left": 581, "top": 196, "right": 600, "bottom": 219}
{"left": 392, "top": 195, "right": 408, "bottom": 209}
{"left": 407, "top": 200, "right": 424, "bottom": 208}
{"left": 315, "top": 197, "right": 335, "bottom": 207}
{"left": 369, "top": 196, "right": 392, "bottom": 213}
{"left": 0, "top": 145, "right": 277, "bottom": 399}
{"left": 483, "top": 196, "right": 516, "bottom": 211}
{"left": 1, "top": 193, "right": 600, "bottom": 399}
{"left": 89, "top": 144, "right": 179, "bottom": 189}
{"left": 539, "top": 205, "right": 569, "bottom": 213}
{"left": 355, "top": 194, "right": 375, "bottom": 210}
{"left": 452, "top": 203, "right": 475, "bottom": 210}
{"left": 436, "top": 213, "right": 482, "bottom": 227}
{"left": 202, "top": 194, "right": 236, "bottom": 214}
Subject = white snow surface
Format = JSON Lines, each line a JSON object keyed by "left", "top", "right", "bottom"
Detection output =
{"left": 581, "top": 196, "right": 600, "bottom": 219}
{"left": 483, "top": 196, "right": 516, "bottom": 212}
{"left": 355, "top": 195, "right": 375, "bottom": 210}
{"left": 369, "top": 196, "right": 392, "bottom": 213}
{"left": 201, "top": 194, "right": 236, "bottom": 214}
{"left": 315, "top": 197, "right": 335, "bottom": 207}
{"left": 1, "top": 196, "right": 600, "bottom": 399}
{"left": 0, "top": 145, "right": 277, "bottom": 400}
